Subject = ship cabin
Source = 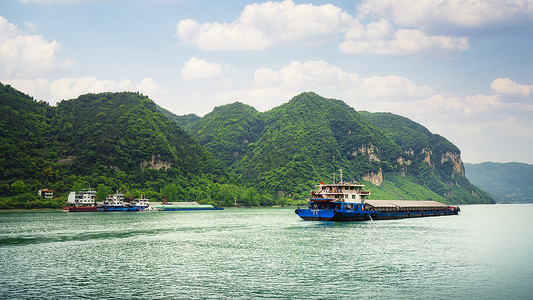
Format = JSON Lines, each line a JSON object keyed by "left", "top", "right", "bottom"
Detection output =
{"left": 104, "top": 192, "right": 125, "bottom": 206}
{"left": 308, "top": 182, "right": 371, "bottom": 211}
{"left": 131, "top": 196, "right": 150, "bottom": 207}
{"left": 67, "top": 189, "right": 96, "bottom": 206}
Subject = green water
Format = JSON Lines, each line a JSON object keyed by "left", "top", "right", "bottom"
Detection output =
{"left": 1, "top": 205, "right": 532, "bottom": 299}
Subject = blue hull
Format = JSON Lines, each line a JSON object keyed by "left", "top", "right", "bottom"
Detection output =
{"left": 295, "top": 208, "right": 458, "bottom": 221}
{"left": 97, "top": 206, "right": 148, "bottom": 212}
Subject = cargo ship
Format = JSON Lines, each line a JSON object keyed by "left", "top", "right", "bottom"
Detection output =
{"left": 63, "top": 189, "right": 98, "bottom": 212}
{"left": 97, "top": 193, "right": 151, "bottom": 212}
{"left": 295, "top": 180, "right": 459, "bottom": 221}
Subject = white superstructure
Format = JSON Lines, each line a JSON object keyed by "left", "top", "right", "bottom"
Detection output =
{"left": 67, "top": 189, "right": 96, "bottom": 206}
{"left": 131, "top": 195, "right": 150, "bottom": 207}
{"left": 311, "top": 182, "right": 371, "bottom": 203}
{"left": 104, "top": 192, "right": 125, "bottom": 206}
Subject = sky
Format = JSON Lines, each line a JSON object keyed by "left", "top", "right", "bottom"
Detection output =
{"left": 1, "top": 0, "right": 533, "bottom": 164}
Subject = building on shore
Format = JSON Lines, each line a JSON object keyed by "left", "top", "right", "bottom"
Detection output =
{"left": 38, "top": 189, "right": 54, "bottom": 198}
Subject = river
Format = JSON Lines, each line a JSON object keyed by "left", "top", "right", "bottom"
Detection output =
{"left": 1, "top": 204, "right": 532, "bottom": 299}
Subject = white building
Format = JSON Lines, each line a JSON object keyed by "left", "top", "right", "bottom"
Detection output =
{"left": 38, "top": 189, "right": 54, "bottom": 198}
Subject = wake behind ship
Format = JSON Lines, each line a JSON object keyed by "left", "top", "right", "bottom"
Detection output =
{"left": 295, "top": 180, "right": 459, "bottom": 221}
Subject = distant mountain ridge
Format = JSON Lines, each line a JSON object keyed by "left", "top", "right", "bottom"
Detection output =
{"left": 465, "top": 162, "right": 533, "bottom": 203}
{"left": 178, "top": 92, "right": 494, "bottom": 204}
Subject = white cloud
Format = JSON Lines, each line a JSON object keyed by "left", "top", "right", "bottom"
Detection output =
{"left": 349, "top": 75, "right": 434, "bottom": 99}
{"left": 180, "top": 57, "right": 223, "bottom": 80}
{"left": 2, "top": 78, "right": 50, "bottom": 100}
{"left": 217, "top": 88, "right": 298, "bottom": 112}
{"left": 176, "top": 0, "right": 355, "bottom": 51}
{"left": 415, "top": 94, "right": 502, "bottom": 115}
{"left": 0, "top": 16, "right": 71, "bottom": 77}
{"left": 254, "top": 60, "right": 359, "bottom": 89}
{"left": 340, "top": 20, "right": 469, "bottom": 55}
{"left": 4, "top": 76, "right": 167, "bottom": 104}
{"left": 220, "top": 60, "right": 362, "bottom": 111}
{"left": 220, "top": 60, "right": 437, "bottom": 112}
{"left": 252, "top": 60, "right": 434, "bottom": 101}
{"left": 357, "top": 0, "right": 533, "bottom": 29}
{"left": 137, "top": 78, "right": 167, "bottom": 97}
{"left": 50, "top": 77, "right": 133, "bottom": 100}
{"left": 176, "top": 1, "right": 469, "bottom": 56}
{"left": 491, "top": 78, "right": 533, "bottom": 97}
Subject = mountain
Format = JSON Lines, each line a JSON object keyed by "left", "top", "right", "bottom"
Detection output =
{"left": 464, "top": 162, "right": 533, "bottom": 203}
{"left": 181, "top": 92, "right": 494, "bottom": 204}
{"left": 185, "top": 102, "right": 264, "bottom": 169}
{"left": 0, "top": 84, "right": 494, "bottom": 207}
{"left": 0, "top": 83, "right": 238, "bottom": 208}
{"left": 360, "top": 111, "right": 492, "bottom": 204}
{"left": 157, "top": 105, "right": 200, "bottom": 128}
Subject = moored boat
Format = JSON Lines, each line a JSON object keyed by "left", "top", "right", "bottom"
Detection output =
{"left": 63, "top": 189, "right": 98, "bottom": 212}
{"left": 295, "top": 180, "right": 459, "bottom": 221}
{"left": 98, "top": 193, "right": 151, "bottom": 212}
{"left": 153, "top": 201, "right": 224, "bottom": 211}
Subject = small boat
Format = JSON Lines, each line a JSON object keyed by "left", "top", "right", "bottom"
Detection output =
{"left": 295, "top": 180, "right": 459, "bottom": 221}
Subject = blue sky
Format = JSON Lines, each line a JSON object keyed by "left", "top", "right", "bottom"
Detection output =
{"left": 1, "top": 0, "right": 533, "bottom": 164}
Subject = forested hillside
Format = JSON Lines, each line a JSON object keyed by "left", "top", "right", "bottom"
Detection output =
{"left": 181, "top": 93, "right": 494, "bottom": 204}
{"left": 360, "top": 112, "right": 492, "bottom": 204}
{"left": 465, "top": 162, "right": 533, "bottom": 203}
{"left": 1, "top": 84, "right": 494, "bottom": 208}
{"left": 185, "top": 102, "right": 264, "bottom": 169}
{"left": 0, "top": 83, "right": 280, "bottom": 209}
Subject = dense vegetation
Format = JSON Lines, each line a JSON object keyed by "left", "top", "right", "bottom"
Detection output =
{"left": 1, "top": 84, "right": 493, "bottom": 209}
{"left": 465, "top": 162, "right": 533, "bottom": 203}
{"left": 181, "top": 93, "right": 494, "bottom": 204}
{"left": 360, "top": 112, "right": 493, "bottom": 204}
{"left": 0, "top": 83, "right": 288, "bottom": 209}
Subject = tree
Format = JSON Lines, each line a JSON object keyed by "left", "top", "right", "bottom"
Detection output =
{"left": 10, "top": 180, "right": 26, "bottom": 195}
{"left": 96, "top": 183, "right": 111, "bottom": 202}
{"left": 161, "top": 184, "right": 178, "bottom": 202}
{"left": 119, "top": 185, "right": 132, "bottom": 200}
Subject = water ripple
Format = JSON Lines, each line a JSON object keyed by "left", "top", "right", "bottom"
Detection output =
{"left": 1, "top": 206, "right": 533, "bottom": 299}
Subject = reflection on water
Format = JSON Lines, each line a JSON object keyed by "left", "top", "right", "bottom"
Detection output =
{"left": 1, "top": 205, "right": 532, "bottom": 299}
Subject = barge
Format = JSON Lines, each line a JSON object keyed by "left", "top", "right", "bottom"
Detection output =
{"left": 152, "top": 201, "right": 224, "bottom": 211}
{"left": 295, "top": 181, "right": 459, "bottom": 221}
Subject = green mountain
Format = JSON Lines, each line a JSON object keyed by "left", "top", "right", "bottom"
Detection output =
{"left": 0, "top": 83, "right": 242, "bottom": 208}
{"left": 185, "top": 102, "right": 264, "bottom": 169}
{"left": 0, "top": 84, "right": 494, "bottom": 208}
{"left": 359, "top": 111, "right": 492, "bottom": 203}
{"left": 181, "top": 92, "right": 493, "bottom": 204}
{"left": 464, "top": 162, "right": 533, "bottom": 203}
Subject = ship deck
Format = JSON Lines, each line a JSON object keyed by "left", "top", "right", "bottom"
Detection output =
{"left": 364, "top": 200, "right": 449, "bottom": 210}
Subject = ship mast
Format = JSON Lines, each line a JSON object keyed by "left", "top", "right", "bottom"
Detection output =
{"left": 339, "top": 168, "right": 343, "bottom": 184}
